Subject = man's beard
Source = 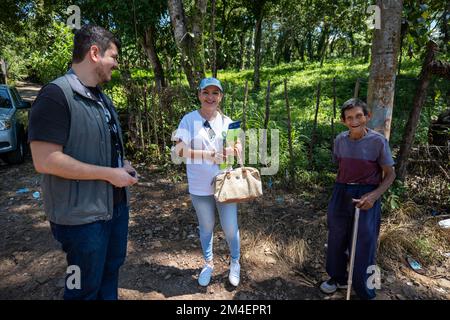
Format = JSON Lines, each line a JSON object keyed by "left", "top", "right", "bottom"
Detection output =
{"left": 95, "top": 64, "right": 111, "bottom": 84}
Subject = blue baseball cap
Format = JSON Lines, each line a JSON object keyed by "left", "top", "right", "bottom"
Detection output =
{"left": 198, "top": 77, "right": 223, "bottom": 92}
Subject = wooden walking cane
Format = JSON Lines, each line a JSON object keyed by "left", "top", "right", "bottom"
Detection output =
{"left": 346, "top": 206, "right": 360, "bottom": 300}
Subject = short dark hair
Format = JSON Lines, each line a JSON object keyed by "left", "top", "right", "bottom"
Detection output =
{"left": 72, "top": 25, "right": 121, "bottom": 63}
{"left": 340, "top": 98, "right": 369, "bottom": 120}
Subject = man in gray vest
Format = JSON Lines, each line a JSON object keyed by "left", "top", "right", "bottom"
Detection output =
{"left": 28, "top": 25, "right": 138, "bottom": 300}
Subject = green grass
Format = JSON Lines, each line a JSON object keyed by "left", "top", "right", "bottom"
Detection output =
{"left": 106, "top": 57, "right": 448, "bottom": 181}
{"left": 216, "top": 58, "right": 447, "bottom": 147}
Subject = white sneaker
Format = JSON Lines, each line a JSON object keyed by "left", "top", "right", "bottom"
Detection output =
{"left": 229, "top": 261, "right": 240, "bottom": 286}
{"left": 320, "top": 279, "right": 348, "bottom": 294}
{"left": 198, "top": 264, "right": 214, "bottom": 286}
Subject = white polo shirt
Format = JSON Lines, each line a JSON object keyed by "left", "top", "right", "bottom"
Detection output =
{"left": 175, "top": 110, "right": 233, "bottom": 195}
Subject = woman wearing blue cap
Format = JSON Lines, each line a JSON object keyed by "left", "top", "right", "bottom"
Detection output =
{"left": 173, "top": 77, "right": 242, "bottom": 287}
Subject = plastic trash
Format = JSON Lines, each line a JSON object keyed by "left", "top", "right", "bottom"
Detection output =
{"left": 406, "top": 256, "right": 423, "bottom": 273}
{"left": 32, "top": 191, "right": 40, "bottom": 200}
{"left": 268, "top": 178, "right": 273, "bottom": 189}
{"left": 275, "top": 196, "right": 284, "bottom": 204}
{"left": 438, "top": 219, "right": 450, "bottom": 229}
{"left": 431, "top": 209, "right": 442, "bottom": 217}
{"left": 16, "top": 188, "right": 30, "bottom": 194}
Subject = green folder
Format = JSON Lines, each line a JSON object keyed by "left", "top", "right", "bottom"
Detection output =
{"left": 219, "top": 121, "right": 241, "bottom": 170}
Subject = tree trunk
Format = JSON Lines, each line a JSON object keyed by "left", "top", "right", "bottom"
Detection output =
{"left": 0, "top": 58, "right": 8, "bottom": 84}
{"left": 242, "top": 80, "right": 249, "bottom": 131}
{"left": 260, "top": 80, "right": 271, "bottom": 165}
{"left": 168, "top": 0, "right": 206, "bottom": 90}
{"left": 329, "top": 35, "right": 336, "bottom": 56}
{"left": 442, "top": 4, "right": 449, "bottom": 53}
{"left": 397, "top": 20, "right": 408, "bottom": 76}
{"left": 266, "top": 21, "right": 274, "bottom": 65}
{"left": 367, "top": 0, "right": 403, "bottom": 140}
{"left": 363, "top": 44, "right": 370, "bottom": 62}
{"left": 143, "top": 25, "right": 166, "bottom": 91}
{"left": 349, "top": 31, "right": 355, "bottom": 57}
{"left": 283, "top": 38, "right": 292, "bottom": 63}
{"left": 217, "top": 0, "right": 233, "bottom": 69}
{"left": 317, "top": 24, "right": 329, "bottom": 60}
{"left": 264, "top": 79, "right": 271, "bottom": 130}
{"left": 239, "top": 31, "right": 246, "bottom": 70}
{"left": 210, "top": 0, "right": 217, "bottom": 77}
{"left": 253, "top": 13, "right": 263, "bottom": 91}
{"left": 354, "top": 78, "right": 361, "bottom": 98}
{"left": 319, "top": 32, "right": 329, "bottom": 67}
{"left": 294, "top": 38, "right": 305, "bottom": 61}
{"left": 191, "top": 0, "right": 207, "bottom": 81}
{"left": 306, "top": 32, "right": 314, "bottom": 60}
{"left": 168, "top": 0, "right": 194, "bottom": 88}
{"left": 396, "top": 41, "right": 437, "bottom": 181}
{"left": 245, "top": 28, "right": 253, "bottom": 70}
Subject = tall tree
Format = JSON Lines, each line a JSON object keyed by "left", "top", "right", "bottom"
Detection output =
{"left": 210, "top": 0, "right": 217, "bottom": 77}
{"left": 243, "top": 0, "right": 275, "bottom": 91}
{"left": 168, "top": 0, "right": 207, "bottom": 90}
{"left": 208, "top": 0, "right": 250, "bottom": 70}
{"left": 251, "top": 0, "right": 267, "bottom": 91}
{"left": 143, "top": 24, "right": 167, "bottom": 90}
{"left": 367, "top": 0, "right": 404, "bottom": 139}
{"left": 396, "top": 41, "right": 450, "bottom": 180}
{"left": 74, "top": 0, "right": 169, "bottom": 91}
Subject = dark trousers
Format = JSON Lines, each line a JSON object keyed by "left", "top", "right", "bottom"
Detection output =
{"left": 326, "top": 183, "right": 381, "bottom": 300}
{"left": 50, "top": 202, "right": 129, "bottom": 300}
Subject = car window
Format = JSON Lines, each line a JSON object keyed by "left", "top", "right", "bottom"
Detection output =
{"left": 10, "top": 88, "right": 21, "bottom": 107}
{"left": 0, "top": 88, "right": 12, "bottom": 109}
{"left": 11, "top": 88, "right": 20, "bottom": 99}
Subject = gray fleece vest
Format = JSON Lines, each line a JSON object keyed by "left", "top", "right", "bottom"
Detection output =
{"left": 42, "top": 70, "right": 129, "bottom": 225}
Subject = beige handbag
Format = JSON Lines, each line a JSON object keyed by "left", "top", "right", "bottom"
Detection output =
{"left": 213, "top": 164, "right": 263, "bottom": 203}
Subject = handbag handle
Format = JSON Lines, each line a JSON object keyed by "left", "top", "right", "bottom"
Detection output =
{"left": 235, "top": 147, "right": 246, "bottom": 171}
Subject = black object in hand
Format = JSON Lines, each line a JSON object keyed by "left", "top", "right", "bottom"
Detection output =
{"left": 128, "top": 171, "right": 136, "bottom": 177}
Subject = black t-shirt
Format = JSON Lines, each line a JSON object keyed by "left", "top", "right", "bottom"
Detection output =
{"left": 28, "top": 83, "right": 126, "bottom": 205}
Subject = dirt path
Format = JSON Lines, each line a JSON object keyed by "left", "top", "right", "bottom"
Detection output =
{"left": 0, "top": 160, "right": 323, "bottom": 300}
{"left": 1, "top": 160, "right": 449, "bottom": 300}
{"left": 15, "top": 81, "right": 42, "bottom": 102}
